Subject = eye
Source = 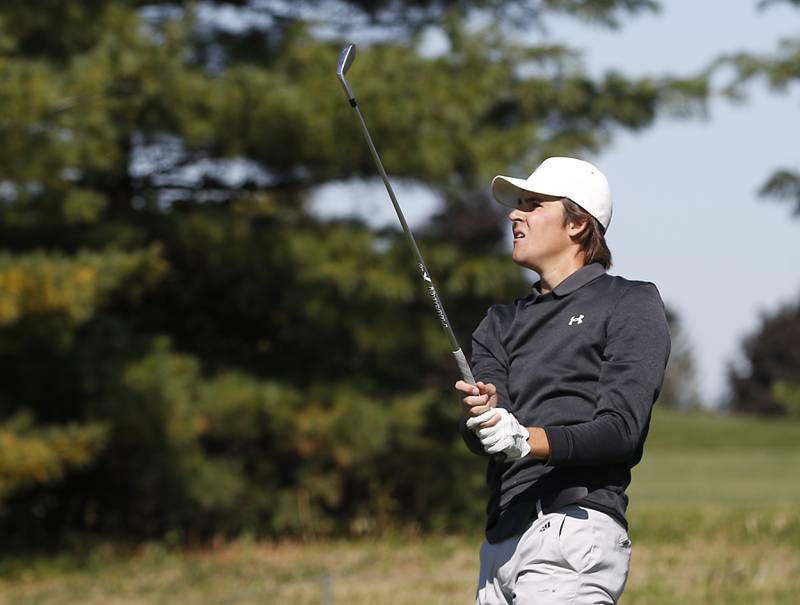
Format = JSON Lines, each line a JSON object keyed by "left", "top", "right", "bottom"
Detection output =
{"left": 517, "top": 198, "right": 541, "bottom": 212}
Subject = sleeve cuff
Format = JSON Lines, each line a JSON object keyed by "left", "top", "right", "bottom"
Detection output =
{"left": 543, "top": 425, "right": 571, "bottom": 465}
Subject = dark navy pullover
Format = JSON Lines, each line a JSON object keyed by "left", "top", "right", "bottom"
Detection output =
{"left": 460, "top": 263, "right": 671, "bottom": 542}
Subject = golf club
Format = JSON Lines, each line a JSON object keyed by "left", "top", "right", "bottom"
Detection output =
{"left": 336, "top": 43, "right": 476, "bottom": 386}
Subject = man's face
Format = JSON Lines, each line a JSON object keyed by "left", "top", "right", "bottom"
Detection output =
{"left": 509, "top": 193, "right": 574, "bottom": 272}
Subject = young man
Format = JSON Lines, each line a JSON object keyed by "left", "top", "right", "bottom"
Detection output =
{"left": 455, "top": 157, "right": 670, "bottom": 604}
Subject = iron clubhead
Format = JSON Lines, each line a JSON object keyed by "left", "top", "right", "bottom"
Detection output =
{"left": 337, "top": 44, "right": 356, "bottom": 76}
{"left": 337, "top": 43, "right": 356, "bottom": 100}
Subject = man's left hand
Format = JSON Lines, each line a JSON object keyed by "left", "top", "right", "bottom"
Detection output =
{"left": 475, "top": 408, "right": 531, "bottom": 460}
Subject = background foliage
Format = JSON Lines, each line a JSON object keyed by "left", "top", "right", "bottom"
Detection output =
{"left": 3, "top": 0, "right": 772, "bottom": 551}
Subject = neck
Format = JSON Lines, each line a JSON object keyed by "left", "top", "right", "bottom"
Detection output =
{"left": 538, "top": 254, "right": 586, "bottom": 294}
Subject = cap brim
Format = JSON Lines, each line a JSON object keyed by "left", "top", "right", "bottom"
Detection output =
{"left": 491, "top": 175, "right": 566, "bottom": 208}
{"left": 491, "top": 176, "right": 533, "bottom": 208}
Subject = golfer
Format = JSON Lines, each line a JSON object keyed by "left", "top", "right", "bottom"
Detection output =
{"left": 455, "top": 157, "right": 670, "bottom": 604}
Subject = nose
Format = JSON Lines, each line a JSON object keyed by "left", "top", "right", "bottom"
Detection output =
{"left": 508, "top": 208, "right": 525, "bottom": 222}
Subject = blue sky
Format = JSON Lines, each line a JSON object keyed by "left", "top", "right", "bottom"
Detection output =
{"left": 315, "top": 0, "right": 800, "bottom": 407}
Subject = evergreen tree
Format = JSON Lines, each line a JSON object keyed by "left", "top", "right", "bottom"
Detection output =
{"left": 0, "top": 0, "right": 707, "bottom": 547}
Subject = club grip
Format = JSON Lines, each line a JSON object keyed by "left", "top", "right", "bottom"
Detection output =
{"left": 454, "top": 347, "right": 504, "bottom": 461}
{"left": 453, "top": 348, "right": 476, "bottom": 385}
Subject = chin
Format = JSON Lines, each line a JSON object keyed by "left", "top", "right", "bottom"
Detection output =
{"left": 511, "top": 253, "right": 536, "bottom": 272}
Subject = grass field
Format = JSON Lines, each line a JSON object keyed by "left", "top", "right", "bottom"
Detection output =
{"left": 1, "top": 408, "right": 799, "bottom": 604}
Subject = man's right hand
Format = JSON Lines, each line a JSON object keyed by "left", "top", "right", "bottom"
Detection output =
{"left": 455, "top": 380, "right": 499, "bottom": 431}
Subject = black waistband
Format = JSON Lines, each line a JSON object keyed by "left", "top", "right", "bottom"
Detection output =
{"left": 538, "top": 486, "right": 589, "bottom": 514}
{"left": 486, "top": 485, "right": 590, "bottom": 543}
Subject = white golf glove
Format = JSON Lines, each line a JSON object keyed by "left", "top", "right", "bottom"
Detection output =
{"left": 472, "top": 408, "right": 531, "bottom": 460}
{"left": 465, "top": 407, "right": 498, "bottom": 431}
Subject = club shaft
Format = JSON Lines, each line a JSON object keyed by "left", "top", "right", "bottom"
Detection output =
{"left": 348, "top": 100, "right": 475, "bottom": 385}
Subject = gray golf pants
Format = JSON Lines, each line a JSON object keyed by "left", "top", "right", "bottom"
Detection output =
{"left": 476, "top": 504, "right": 632, "bottom": 604}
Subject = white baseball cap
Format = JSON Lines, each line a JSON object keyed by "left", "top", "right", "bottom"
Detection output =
{"left": 491, "top": 157, "right": 612, "bottom": 231}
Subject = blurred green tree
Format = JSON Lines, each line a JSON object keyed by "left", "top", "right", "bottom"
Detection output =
{"left": 728, "top": 301, "right": 800, "bottom": 416}
{"left": 0, "top": 0, "right": 707, "bottom": 547}
{"left": 772, "top": 380, "right": 800, "bottom": 417}
{"left": 659, "top": 308, "right": 701, "bottom": 410}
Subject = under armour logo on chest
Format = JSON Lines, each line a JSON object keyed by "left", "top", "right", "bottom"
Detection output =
{"left": 569, "top": 315, "right": 584, "bottom": 326}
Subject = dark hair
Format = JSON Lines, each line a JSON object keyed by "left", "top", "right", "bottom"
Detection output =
{"left": 560, "top": 198, "right": 612, "bottom": 269}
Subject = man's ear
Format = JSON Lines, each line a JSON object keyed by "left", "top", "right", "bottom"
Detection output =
{"left": 568, "top": 217, "right": 588, "bottom": 238}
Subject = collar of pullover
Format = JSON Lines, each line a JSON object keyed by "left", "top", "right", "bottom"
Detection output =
{"left": 529, "top": 263, "right": 606, "bottom": 304}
